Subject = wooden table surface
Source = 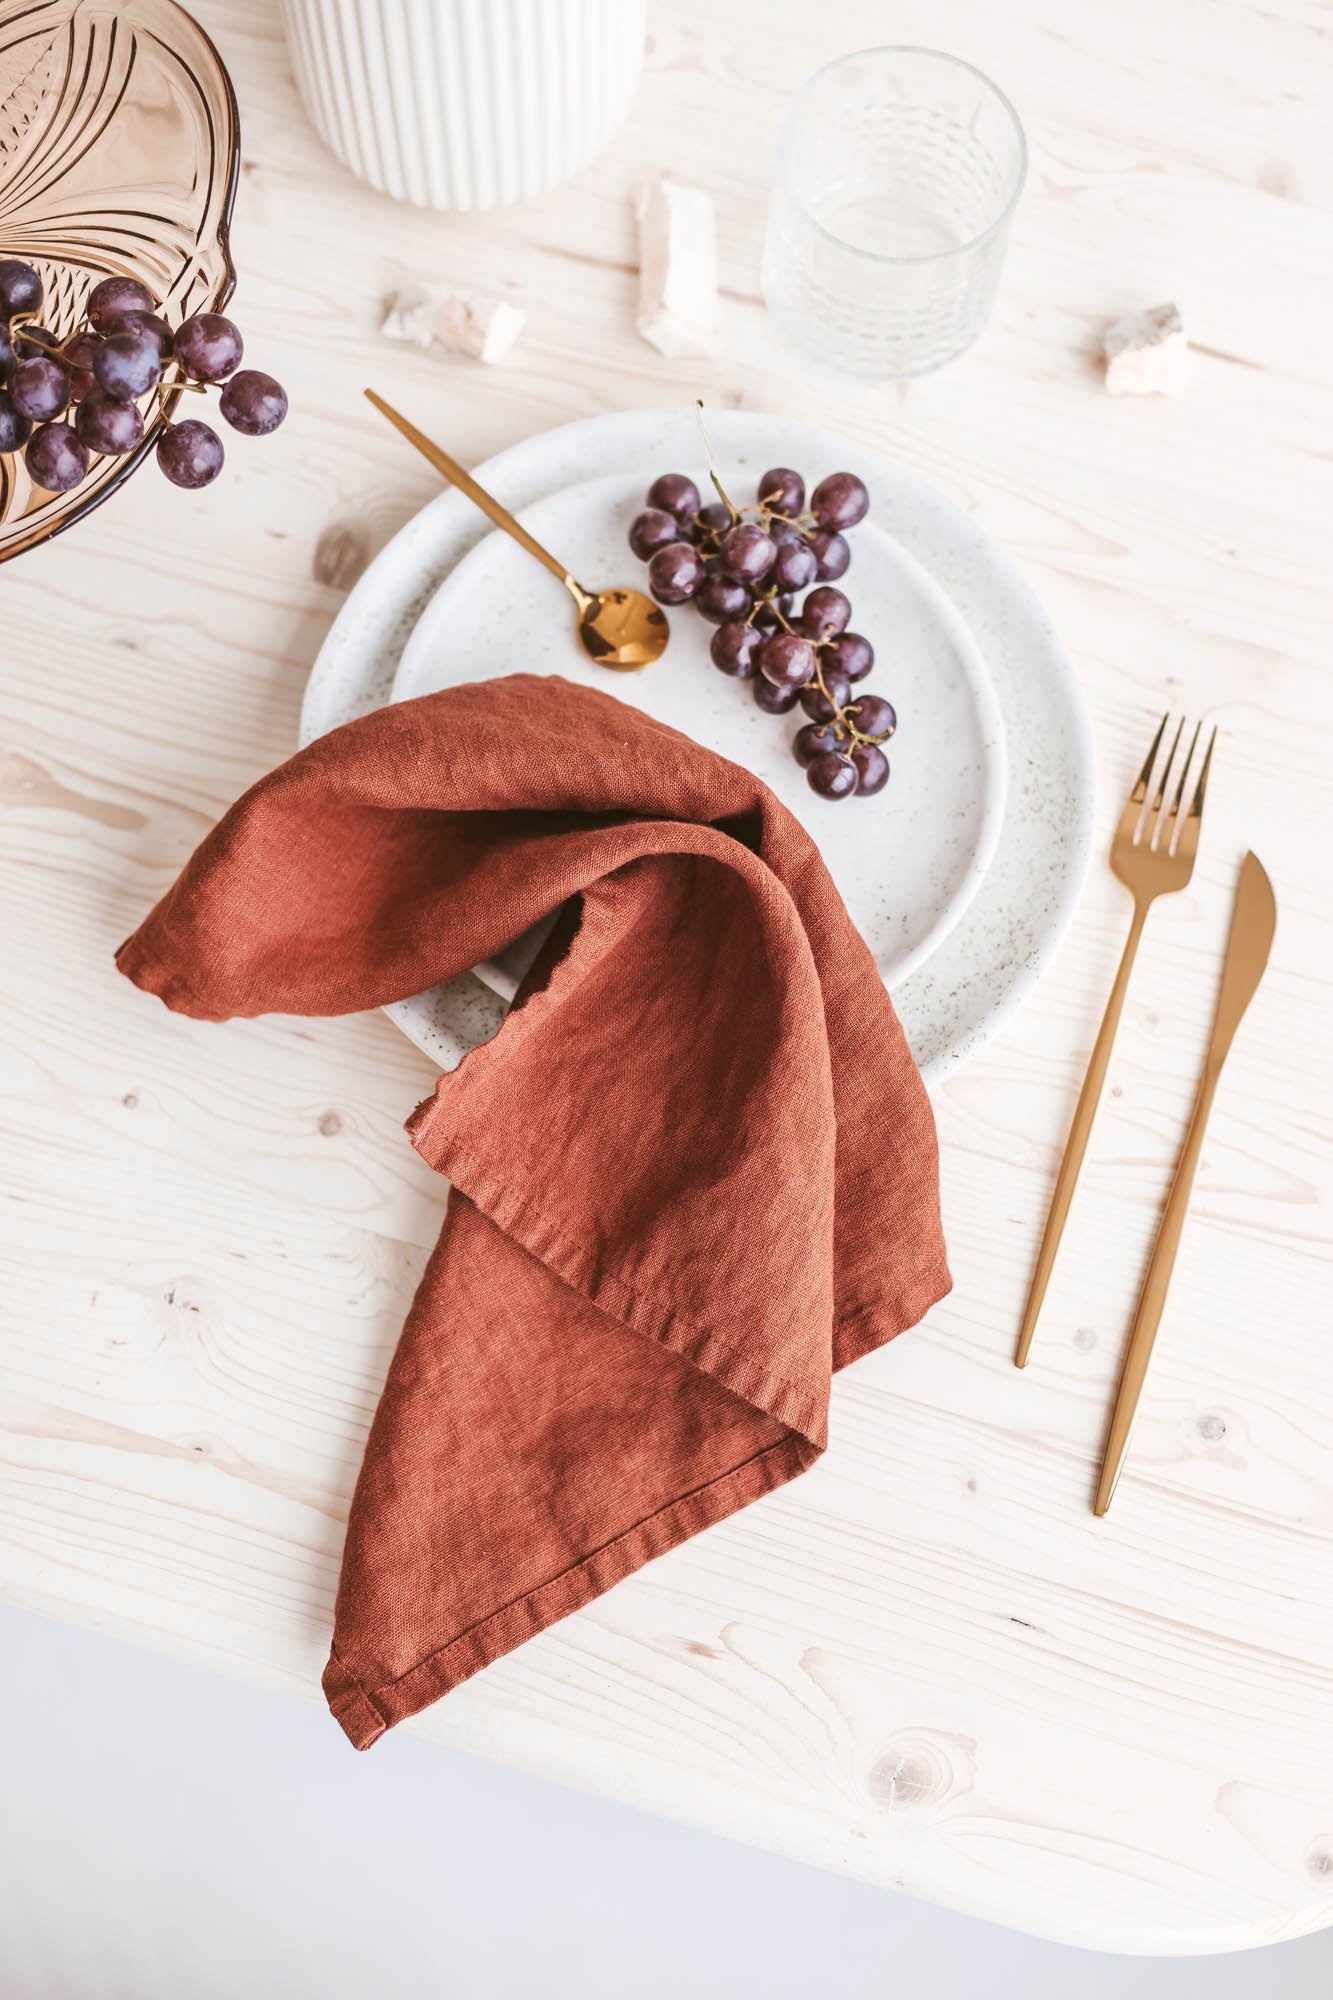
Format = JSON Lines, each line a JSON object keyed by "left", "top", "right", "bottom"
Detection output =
{"left": 3, "top": 0, "right": 1331, "bottom": 1958}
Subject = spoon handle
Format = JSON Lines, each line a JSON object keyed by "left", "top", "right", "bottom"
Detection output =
{"left": 365, "top": 389, "right": 578, "bottom": 593}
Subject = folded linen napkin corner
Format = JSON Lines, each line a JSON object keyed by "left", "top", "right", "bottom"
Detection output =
{"left": 116, "top": 674, "right": 949, "bottom": 1747}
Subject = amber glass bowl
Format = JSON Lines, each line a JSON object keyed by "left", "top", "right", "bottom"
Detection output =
{"left": 0, "top": 0, "right": 239, "bottom": 562}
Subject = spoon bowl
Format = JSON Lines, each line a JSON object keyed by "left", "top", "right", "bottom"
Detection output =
{"left": 574, "top": 584, "right": 669, "bottom": 669}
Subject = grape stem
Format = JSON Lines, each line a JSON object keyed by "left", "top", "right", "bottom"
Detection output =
{"left": 693, "top": 399, "right": 740, "bottom": 522}
{"left": 758, "top": 505, "right": 818, "bottom": 531}
{"left": 154, "top": 371, "right": 208, "bottom": 399}
{"left": 688, "top": 507, "right": 721, "bottom": 555}
{"left": 9, "top": 320, "right": 69, "bottom": 360}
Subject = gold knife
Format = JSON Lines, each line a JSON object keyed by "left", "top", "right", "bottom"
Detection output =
{"left": 1093, "top": 852, "right": 1277, "bottom": 1516}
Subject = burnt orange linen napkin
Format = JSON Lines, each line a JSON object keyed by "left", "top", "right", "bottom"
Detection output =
{"left": 117, "top": 674, "right": 949, "bottom": 1748}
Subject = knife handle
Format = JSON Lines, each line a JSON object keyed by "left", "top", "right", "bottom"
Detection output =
{"left": 1093, "top": 1061, "right": 1219, "bottom": 1516}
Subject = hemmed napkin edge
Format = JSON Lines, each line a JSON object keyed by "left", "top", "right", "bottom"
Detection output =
{"left": 322, "top": 1425, "right": 814, "bottom": 1750}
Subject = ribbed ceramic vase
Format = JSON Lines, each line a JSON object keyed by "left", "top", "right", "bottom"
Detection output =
{"left": 281, "top": 0, "right": 646, "bottom": 211}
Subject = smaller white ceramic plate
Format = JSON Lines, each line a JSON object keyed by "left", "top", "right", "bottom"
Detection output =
{"left": 392, "top": 472, "right": 1008, "bottom": 994}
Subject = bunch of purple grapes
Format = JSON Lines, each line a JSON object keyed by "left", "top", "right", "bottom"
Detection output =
{"left": 0, "top": 258, "right": 287, "bottom": 498}
{"left": 628, "top": 464, "right": 895, "bottom": 800}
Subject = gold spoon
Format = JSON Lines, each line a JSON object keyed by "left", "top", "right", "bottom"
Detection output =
{"left": 365, "top": 389, "right": 669, "bottom": 671}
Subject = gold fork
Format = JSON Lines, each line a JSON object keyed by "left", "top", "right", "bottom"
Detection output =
{"left": 1014, "top": 715, "right": 1217, "bottom": 1369}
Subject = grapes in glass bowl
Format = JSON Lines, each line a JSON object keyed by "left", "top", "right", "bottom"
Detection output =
{"left": 0, "top": 259, "right": 287, "bottom": 517}
{"left": 627, "top": 453, "right": 895, "bottom": 800}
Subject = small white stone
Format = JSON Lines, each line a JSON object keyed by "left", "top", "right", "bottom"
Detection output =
{"left": 380, "top": 284, "right": 526, "bottom": 365}
{"left": 634, "top": 175, "right": 723, "bottom": 359}
{"left": 1102, "top": 302, "right": 1188, "bottom": 396}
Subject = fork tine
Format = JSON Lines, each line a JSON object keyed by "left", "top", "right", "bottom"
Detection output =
{"left": 1131, "top": 713, "right": 1169, "bottom": 807}
{"left": 1164, "top": 720, "right": 1201, "bottom": 852}
{"left": 1175, "top": 724, "right": 1217, "bottom": 858}
{"left": 1191, "top": 726, "right": 1217, "bottom": 817}
{"left": 1144, "top": 717, "right": 1184, "bottom": 847}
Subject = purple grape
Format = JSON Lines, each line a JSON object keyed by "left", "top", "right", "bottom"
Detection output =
{"left": 825, "top": 631, "right": 873, "bottom": 682}
{"left": 710, "top": 622, "right": 763, "bottom": 679}
{"left": 692, "top": 501, "right": 732, "bottom": 545}
{"left": 801, "top": 586, "right": 851, "bottom": 642}
{"left": 645, "top": 472, "right": 700, "bottom": 520}
{"left": 808, "top": 528, "right": 850, "bottom": 581}
{"left": 219, "top": 368, "right": 287, "bottom": 438}
{"left": 757, "top": 466, "right": 805, "bottom": 516}
{"left": 647, "top": 540, "right": 706, "bottom": 604}
{"left": 156, "top": 417, "right": 224, "bottom": 489}
{"left": 753, "top": 593, "right": 794, "bottom": 632}
{"left": 759, "top": 630, "right": 816, "bottom": 690}
{"left": 75, "top": 388, "right": 145, "bottom": 456}
{"left": 807, "top": 750, "right": 858, "bottom": 800}
{"left": 772, "top": 538, "right": 818, "bottom": 593}
{"left": 62, "top": 330, "right": 100, "bottom": 403}
{"left": 0, "top": 388, "right": 33, "bottom": 454}
{"left": 811, "top": 471, "right": 869, "bottom": 531}
{"left": 106, "top": 309, "right": 174, "bottom": 362}
{"left": 799, "top": 669, "right": 851, "bottom": 723}
{"left": 719, "top": 521, "right": 777, "bottom": 585}
{"left": 754, "top": 674, "right": 802, "bottom": 715}
{"left": 25, "top": 422, "right": 88, "bottom": 492}
{"left": 851, "top": 744, "right": 890, "bottom": 795}
{"left": 93, "top": 330, "right": 162, "bottom": 400}
{"left": 174, "top": 311, "right": 243, "bottom": 383}
{"left": 86, "top": 275, "right": 155, "bottom": 331}
{"left": 0, "top": 321, "right": 12, "bottom": 384}
{"left": 628, "top": 506, "right": 679, "bottom": 560}
{"left": 9, "top": 356, "right": 68, "bottom": 423}
{"left": 695, "top": 573, "right": 752, "bottom": 625}
{"left": 0, "top": 258, "right": 42, "bottom": 320}
{"left": 793, "top": 721, "right": 843, "bottom": 767}
{"left": 849, "top": 693, "right": 896, "bottom": 741}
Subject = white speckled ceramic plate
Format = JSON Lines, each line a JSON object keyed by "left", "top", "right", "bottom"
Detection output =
{"left": 300, "top": 409, "right": 1095, "bottom": 1084}
{"left": 392, "top": 470, "right": 1007, "bottom": 998}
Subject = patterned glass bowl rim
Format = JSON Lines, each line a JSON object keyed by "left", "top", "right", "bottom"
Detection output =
{"left": 0, "top": 0, "right": 240, "bottom": 562}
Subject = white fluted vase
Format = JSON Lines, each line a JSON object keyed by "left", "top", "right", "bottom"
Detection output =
{"left": 281, "top": 0, "right": 646, "bottom": 211}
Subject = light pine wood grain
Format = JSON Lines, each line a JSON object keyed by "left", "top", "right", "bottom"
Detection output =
{"left": 2, "top": 0, "right": 1331, "bottom": 1955}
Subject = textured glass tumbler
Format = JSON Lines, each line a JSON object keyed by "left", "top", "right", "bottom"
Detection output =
{"left": 763, "top": 47, "right": 1027, "bottom": 379}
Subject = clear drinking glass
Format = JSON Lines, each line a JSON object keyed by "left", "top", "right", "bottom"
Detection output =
{"left": 763, "top": 47, "right": 1027, "bottom": 379}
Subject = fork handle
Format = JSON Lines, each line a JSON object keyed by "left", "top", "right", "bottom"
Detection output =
{"left": 1014, "top": 898, "right": 1149, "bottom": 1367}
{"left": 1092, "top": 1063, "right": 1217, "bottom": 1514}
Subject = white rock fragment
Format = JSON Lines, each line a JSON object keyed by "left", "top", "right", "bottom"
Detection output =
{"left": 634, "top": 175, "right": 723, "bottom": 359}
{"left": 1102, "top": 302, "right": 1188, "bottom": 396}
{"left": 380, "top": 283, "right": 526, "bottom": 365}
